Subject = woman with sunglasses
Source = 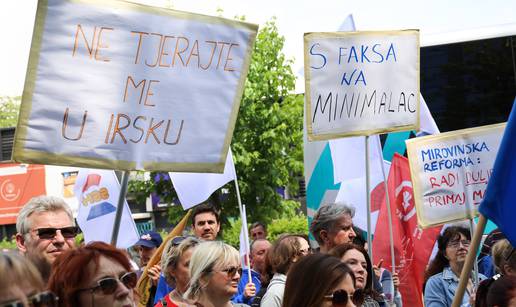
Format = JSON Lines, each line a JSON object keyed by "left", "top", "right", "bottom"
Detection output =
{"left": 155, "top": 236, "right": 200, "bottom": 307}
{"left": 329, "top": 243, "right": 385, "bottom": 307}
{"left": 283, "top": 253, "right": 361, "bottom": 307}
{"left": 184, "top": 241, "right": 249, "bottom": 307}
{"left": 0, "top": 251, "right": 58, "bottom": 307}
{"left": 48, "top": 241, "right": 137, "bottom": 307}
{"left": 423, "top": 225, "right": 485, "bottom": 307}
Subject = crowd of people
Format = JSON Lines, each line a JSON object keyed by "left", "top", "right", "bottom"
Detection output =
{"left": 1, "top": 195, "right": 515, "bottom": 307}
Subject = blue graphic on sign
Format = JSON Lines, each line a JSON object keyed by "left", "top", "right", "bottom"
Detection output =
{"left": 87, "top": 201, "right": 116, "bottom": 220}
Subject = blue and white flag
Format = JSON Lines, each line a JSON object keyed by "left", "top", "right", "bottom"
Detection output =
{"left": 74, "top": 169, "right": 139, "bottom": 248}
{"left": 479, "top": 98, "right": 516, "bottom": 247}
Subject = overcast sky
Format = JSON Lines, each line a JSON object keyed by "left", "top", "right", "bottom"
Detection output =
{"left": 1, "top": 0, "right": 515, "bottom": 96}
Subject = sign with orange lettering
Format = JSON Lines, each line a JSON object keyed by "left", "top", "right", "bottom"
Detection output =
{"left": 13, "top": 0, "right": 257, "bottom": 172}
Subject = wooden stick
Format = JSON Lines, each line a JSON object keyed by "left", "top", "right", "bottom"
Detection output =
{"left": 451, "top": 214, "right": 486, "bottom": 307}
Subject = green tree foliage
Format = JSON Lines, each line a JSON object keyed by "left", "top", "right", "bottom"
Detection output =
{"left": 223, "top": 214, "right": 309, "bottom": 248}
{"left": 0, "top": 96, "right": 21, "bottom": 128}
{"left": 227, "top": 19, "right": 304, "bottom": 224}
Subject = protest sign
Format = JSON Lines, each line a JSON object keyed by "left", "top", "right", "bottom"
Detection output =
{"left": 406, "top": 123, "right": 505, "bottom": 228}
{"left": 304, "top": 30, "right": 420, "bottom": 140}
{"left": 13, "top": 0, "right": 257, "bottom": 172}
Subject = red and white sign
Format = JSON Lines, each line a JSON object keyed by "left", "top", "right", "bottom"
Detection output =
{"left": 0, "top": 164, "right": 46, "bottom": 225}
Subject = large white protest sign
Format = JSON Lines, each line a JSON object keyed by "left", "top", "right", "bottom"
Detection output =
{"left": 406, "top": 123, "right": 505, "bottom": 228}
{"left": 13, "top": 0, "right": 257, "bottom": 172}
{"left": 304, "top": 30, "right": 420, "bottom": 140}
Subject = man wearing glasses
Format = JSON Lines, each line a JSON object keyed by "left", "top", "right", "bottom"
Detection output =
{"left": 15, "top": 195, "right": 79, "bottom": 281}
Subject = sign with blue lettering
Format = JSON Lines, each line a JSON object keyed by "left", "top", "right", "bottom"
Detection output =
{"left": 304, "top": 30, "right": 420, "bottom": 140}
{"left": 406, "top": 123, "right": 505, "bottom": 228}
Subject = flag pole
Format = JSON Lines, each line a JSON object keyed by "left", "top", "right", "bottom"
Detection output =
{"left": 376, "top": 138, "right": 397, "bottom": 303}
{"left": 111, "top": 170, "right": 130, "bottom": 246}
{"left": 365, "top": 135, "right": 373, "bottom": 260}
{"left": 232, "top": 154, "right": 252, "bottom": 283}
{"left": 451, "top": 214, "right": 486, "bottom": 307}
{"left": 243, "top": 204, "right": 253, "bottom": 283}
{"left": 468, "top": 218, "right": 480, "bottom": 287}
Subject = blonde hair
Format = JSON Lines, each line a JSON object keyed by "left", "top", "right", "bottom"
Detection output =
{"left": 161, "top": 237, "right": 200, "bottom": 285}
{"left": 492, "top": 239, "right": 516, "bottom": 274}
{"left": 184, "top": 241, "right": 239, "bottom": 300}
{"left": 0, "top": 251, "right": 45, "bottom": 297}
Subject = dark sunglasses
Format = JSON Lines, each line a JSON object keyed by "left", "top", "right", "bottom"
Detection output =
{"left": 220, "top": 266, "right": 242, "bottom": 278}
{"left": 33, "top": 227, "right": 80, "bottom": 240}
{"left": 324, "top": 289, "right": 365, "bottom": 306}
{"left": 79, "top": 272, "right": 137, "bottom": 295}
{"left": 0, "top": 291, "right": 59, "bottom": 307}
{"left": 171, "top": 236, "right": 187, "bottom": 246}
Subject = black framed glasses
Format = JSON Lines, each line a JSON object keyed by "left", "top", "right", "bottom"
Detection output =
{"left": 0, "top": 291, "right": 59, "bottom": 307}
{"left": 79, "top": 272, "right": 137, "bottom": 295}
{"left": 220, "top": 266, "right": 242, "bottom": 278}
{"left": 324, "top": 289, "right": 365, "bottom": 307}
{"left": 32, "top": 227, "right": 80, "bottom": 240}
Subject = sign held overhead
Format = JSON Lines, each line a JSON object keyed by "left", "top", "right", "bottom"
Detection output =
{"left": 13, "top": 0, "right": 257, "bottom": 172}
{"left": 406, "top": 123, "right": 505, "bottom": 228}
{"left": 304, "top": 30, "right": 420, "bottom": 140}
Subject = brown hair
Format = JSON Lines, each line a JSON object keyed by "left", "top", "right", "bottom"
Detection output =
{"left": 283, "top": 253, "right": 354, "bottom": 307}
{"left": 0, "top": 251, "right": 45, "bottom": 298}
{"left": 191, "top": 203, "right": 220, "bottom": 225}
{"left": 424, "top": 226, "right": 470, "bottom": 283}
{"left": 266, "top": 234, "right": 307, "bottom": 275}
{"left": 486, "top": 275, "right": 516, "bottom": 307}
{"left": 48, "top": 241, "right": 132, "bottom": 307}
{"left": 329, "top": 243, "right": 379, "bottom": 300}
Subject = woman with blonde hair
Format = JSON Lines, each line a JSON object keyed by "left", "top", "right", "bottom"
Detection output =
{"left": 155, "top": 236, "right": 200, "bottom": 307}
{"left": 185, "top": 241, "right": 249, "bottom": 307}
{"left": 0, "top": 251, "right": 58, "bottom": 306}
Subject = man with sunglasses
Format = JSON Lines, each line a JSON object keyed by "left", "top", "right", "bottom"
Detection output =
{"left": 15, "top": 195, "right": 78, "bottom": 281}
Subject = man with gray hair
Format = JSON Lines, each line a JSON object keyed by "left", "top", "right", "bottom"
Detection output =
{"left": 15, "top": 195, "right": 78, "bottom": 275}
{"left": 310, "top": 202, "right": 357, "bottom": 253}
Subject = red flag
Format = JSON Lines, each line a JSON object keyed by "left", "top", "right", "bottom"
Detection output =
{"left": 372, "top": 154, "right": 441, "bottom": 307}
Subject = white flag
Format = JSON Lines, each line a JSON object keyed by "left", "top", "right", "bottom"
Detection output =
{"left": 239, "top": 205, "right": 250, "bottom": 268}
{"left": 74, "top": 169, "right": 139, "bottom": 249}
{"left": 418, "top": 94, "right": 440, "bottom": 136}
{"left": 170, "top": 150, "right": 236, "bottom": 210}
